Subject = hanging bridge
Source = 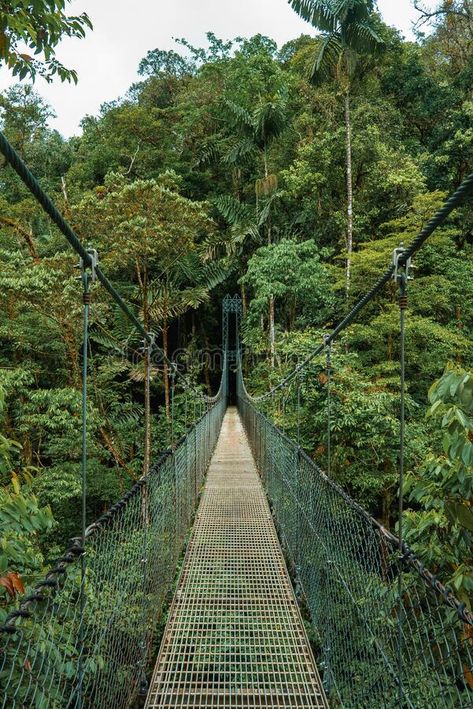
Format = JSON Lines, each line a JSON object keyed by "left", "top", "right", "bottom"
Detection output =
{"left": 0, "top": 132, "right": 473, "bottom": 708}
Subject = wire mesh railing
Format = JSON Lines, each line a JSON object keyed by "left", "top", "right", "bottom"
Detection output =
{"left": 238, "top": 378, "right": 473, "bottom": 709}
{"left": 0, "top": 372, "right": 227, "bottom": 709}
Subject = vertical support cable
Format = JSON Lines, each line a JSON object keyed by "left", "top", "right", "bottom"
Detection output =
{"left": 324, "top": 336, "right": 332, "bottom": 477}
{"left": 138, "top": 477, "right": 150, "bottom": 697}
{"left": 398, "top": 272, "right": 408, "bottom": 707}
{"left": 184, "top": 391, "right": 188, "bottom": 432}
{"left": 170, "top": 371, "right": 178, "bottom": 554}
{"left": 296, "top": 373, "right": 301, "bottom": 447}
{"left": 139, "top": 336, "right": 152, "bottom": 695}
{"left": 77, "top": 267, "right": 91, "bottom": 708}
{"left": 143, "top": 336, "right": 153, "bottom": 476}
{"left": 193, "top": 398, "right": 198, "bottom": 500}
{"left": 207, "top": 400, "right": 211, "bottom": 463}
{"left": 170, "top": 370, "right": 176, "bottom": 449}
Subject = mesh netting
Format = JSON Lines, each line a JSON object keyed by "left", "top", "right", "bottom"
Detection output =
{"left": 0, "top": 391, "right": 226, "bottom": 708}
{"left": 238, "top": 383, "right": 473, "bottom": 709}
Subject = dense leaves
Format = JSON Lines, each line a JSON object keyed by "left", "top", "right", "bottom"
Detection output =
{"left": 0, "top": 0, "right": 92, "bottom": 83}
{"left": 0, "top": 0, "right": 472, "bottom": 619}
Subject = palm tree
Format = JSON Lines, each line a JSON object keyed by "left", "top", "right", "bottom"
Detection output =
{"left": 147, "top": 254, "right": 228, "bottom": 418}
{"left": 289, "top": 0, "right": 383, "bottom": 294}
{"left": 224, "top": 93, "right": 288, "bottom": 366}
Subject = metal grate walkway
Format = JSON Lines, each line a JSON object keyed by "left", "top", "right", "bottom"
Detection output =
{"left": 145, "top": 408, "right": 328, "bottom": 708}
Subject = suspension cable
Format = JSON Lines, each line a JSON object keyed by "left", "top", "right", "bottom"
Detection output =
{"left": 0, "top": 131, "right": 214, "bottom": 406}
{"left": 0, "top": 132, "right": 148, "bottom": 342}
{"left": 242, "top": 170, "right": 473, "bottom": 402}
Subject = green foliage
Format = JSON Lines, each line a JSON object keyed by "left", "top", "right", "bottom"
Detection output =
{"left": 0, "top": 0, "right": 92, "bottom": 83}
{"left": 241, "top": 239, "right": 333, "bottom": 332}
{"left": 289, "top": 0, "right": 384, "bottom": 83}
{"left": 404, "top": 364, "right": 473, "bottom": 605}
{"left": 0, "top": 11, "right": 473, "bottom": 700}
{"left": 0, "top": 472, "right": 54, "bottom": 581}
{"left": 0, "top": 383, "right": 54, "bottom": 625}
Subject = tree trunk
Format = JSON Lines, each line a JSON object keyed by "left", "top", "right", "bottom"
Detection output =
{"left": 240, "top": 283, "right": 247, "bottom": 318}
{"left": 142, "top": 267, "right": 151, "bottom": 476}
{"left": 0, "top": 217, "right": 39, "bottom": 262}
{"left": 344, "top": 90, "right": 354, "bottom": 298}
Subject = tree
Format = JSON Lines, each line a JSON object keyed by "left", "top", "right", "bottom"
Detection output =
{"left": 0, "top": 0, "right": 92, "bottom": 83}
{"left": 240, "top": 239, "right": 333, "bottom": 354}
{"left": 74, "top": 172, "right": 215, "bottom": 460}
{"left": 224, "top": 92, "right": 289, "bottom": 366}
{"left": 288, "top": 0, "right": 384, "bottom": 294}
{"left": 414, "top": 1, "right": 473, "bottom": 73}
{"left": 147, "top": 253, "right": 228, "bottom": 417}
{"left": 404, "top": 364, "right": 473, "bottom": 606}
{"left": 0, "top": 384, "right": 54, "bottom": 614}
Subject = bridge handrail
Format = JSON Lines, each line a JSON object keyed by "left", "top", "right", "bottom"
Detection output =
{"left": 0, "top": 131, "right": 215, "bottom": 405}
{"left": 241, "top": 390, "right": 473, "bottom": 628}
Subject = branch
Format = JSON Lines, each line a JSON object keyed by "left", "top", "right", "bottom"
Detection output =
{"left": 125, "top": 142, "right": 141, "bottom": 176}
{"left": 0, "top": 216, "right": 39, "bottom": 262}
{"left": 99, "top": 426, "right": 137, "bottom": 481}
{"left": 413, "top": 1, "right": 469, "bottom": 29}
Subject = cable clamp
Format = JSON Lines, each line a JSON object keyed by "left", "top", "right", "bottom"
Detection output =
{"left": 392, "top": 245, "right": 413, "bottom": 282}
{"left": 323, "top": 335, "right": 333, "bottom": 356}
{"left": 140, "top": 331, "right": 156, "bottom": 354}
{"left": 79, "top": 248, "right": 99, "bottom": 282}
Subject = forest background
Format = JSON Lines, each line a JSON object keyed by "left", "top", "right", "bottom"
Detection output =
{"left": 0, "top": 0, "right": 472, "bottom": 617}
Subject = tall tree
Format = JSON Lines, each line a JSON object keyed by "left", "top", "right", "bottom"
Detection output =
{"left": 289, "top": 0, "right": 383, "bottom": 294}
{"left": 224, "top": 93, "right": 288, "bottom": 365}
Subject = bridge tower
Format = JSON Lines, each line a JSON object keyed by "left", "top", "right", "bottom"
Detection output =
{"left": 222, "top": 295, "right": 242, "bottom": 404}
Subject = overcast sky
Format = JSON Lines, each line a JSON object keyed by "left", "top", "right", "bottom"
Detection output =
{"left": 0, "top": 0, "right": 435, "bottom": 137}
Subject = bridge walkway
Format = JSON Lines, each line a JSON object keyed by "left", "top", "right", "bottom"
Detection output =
{"left": 145, "top": 407, "right": 328, "bottom": 708}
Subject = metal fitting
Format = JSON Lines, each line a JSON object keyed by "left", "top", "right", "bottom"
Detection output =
{"left": 79, "top": 248, "right": 99, "bottom": 282}
{"left": 392, "top": 245, "right": 413, "bottom": 282}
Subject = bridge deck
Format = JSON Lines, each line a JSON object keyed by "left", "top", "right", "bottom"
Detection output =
{"left": 145, "top": 408, "right": 328, "bottom": 708}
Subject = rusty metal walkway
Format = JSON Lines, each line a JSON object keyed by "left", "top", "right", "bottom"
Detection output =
{"left": 145, "top": 408, "right": 328, "bottom": 708}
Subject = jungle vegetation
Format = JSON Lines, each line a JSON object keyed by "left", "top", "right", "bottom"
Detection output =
{"left": 0, "top": 0, "right": 472, "bottom": 624}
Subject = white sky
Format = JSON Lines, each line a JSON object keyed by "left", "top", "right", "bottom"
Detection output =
{"left": 0, "top": 0, "right": 435, "bottom": 137}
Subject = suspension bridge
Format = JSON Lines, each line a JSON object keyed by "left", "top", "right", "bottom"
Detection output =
{"left": 0, "top": 131, "right": 472, "bottom": 708}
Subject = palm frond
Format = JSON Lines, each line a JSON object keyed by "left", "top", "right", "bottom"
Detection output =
{"left": 311, "top": 33, "right": 343, "bottom": 82}
{"left": 110, "top": 305, "right": 136, "bottom": 344}
{"left": 195, "top": 260, "right": 229, "bottom": 289}
{"left": 345, "top": 19, "right": 384, "bottom": 54}
{"left": 223, "top": 99, "right": 254, "bottom": 134}
{"left": 253, "top": 96, "right": 288, "bottom": 149}
{"left": 224, "top": 138, "right": 257, "bottom": 165}
{"left": 212, "top": 195, "right": 262, "bottom": 255}
{"left": 201, "top": 227, "right": 257, "bottom": 260}
{"left": 213, "top": 195, "right": 253, "bottom": 227}
{"left": 333, "top": 0, "right": 376, "bottom": 23}
{"left": 257, "top": 192, "right": 281, "bottom": 227}
{"left": 289, "top": 0, "right": 337, "bottom": 32}
{"left": 196, "top": 138, "right": 223, "bottom": 166}
{"left": 89, "top": 331, "right": 125, "bottom": 354}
